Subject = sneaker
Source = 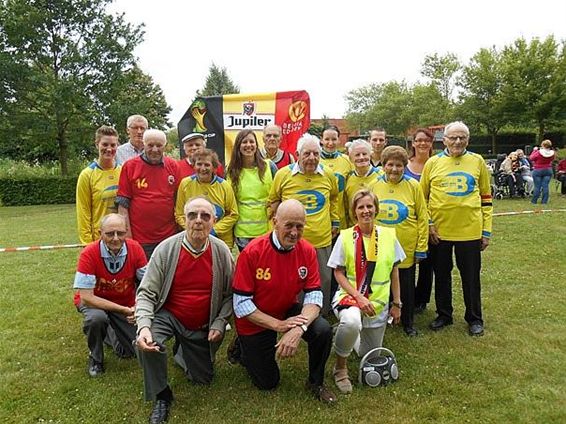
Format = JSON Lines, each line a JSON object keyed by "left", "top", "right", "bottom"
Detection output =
{"left": 333, "top": 367, "right": 352, "bottom": 394}
{"left": 305, "top": 380, "right": 337, "bottom": 404}
{"left": 88, "top": 356, "right": 104, "bottom": 377}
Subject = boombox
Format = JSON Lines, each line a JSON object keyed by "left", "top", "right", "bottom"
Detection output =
{"left": 358, "top": 347, "right": 399, "bottom": 387}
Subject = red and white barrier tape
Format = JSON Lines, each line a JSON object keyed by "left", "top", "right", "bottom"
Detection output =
{"left": 493, "top": 208, "right": 566, "bottom": 217}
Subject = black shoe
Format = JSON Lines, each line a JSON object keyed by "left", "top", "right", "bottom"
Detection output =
{"left": 88, "top": 357, "right": 104, "bottom": 377}
{"left": 468, "top": 323, "right": 484, "bottom": 337}
{"left": 305, "top": 381, "right": 338, "bottom": 405}
{"left": 227, "top": 336, "right": 242, "bottom": 365}
{"left": 414, "top": 303, "right": 427, "bottom": 315}
{"left": 429, "top": 317, "right": 453, "bottom": 331}
{"left": 403, "top": 326, "right": 419, "bottom": 337}
{"left": 149, "top": 399, "right": 172, "bottom": 424}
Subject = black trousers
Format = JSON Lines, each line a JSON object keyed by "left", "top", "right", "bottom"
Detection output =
{"left": 398, "top": 265, "right": 416, "bottom": 328}
{"left": 414, "top": 256, "right": 434, "bottom": 305}
{"left": 238, "top": 304, "right": 332, "bottom": 390}
{"left": 430, "top": 240, "right": 483, "bottom": 325}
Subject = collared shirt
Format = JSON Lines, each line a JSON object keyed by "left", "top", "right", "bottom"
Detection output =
{"left": 290, "top": 162, "right": 324, "bottom": 176}
{"left": 116, "top": 141, "right": 143, "bottom": 165}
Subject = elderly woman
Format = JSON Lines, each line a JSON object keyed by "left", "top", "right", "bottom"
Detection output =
{"left": 344, "top": 139, "right": 382, "bottom": 226}
{"left": 76, "top": 125, "right": 122, "bottom": 244}
{"left": 373, "top": 146, "right": 429, "bottom": 336}
{"left": 175, "top": 149, "right": 238, "bottom": 248}
{"left": 328, "top": 189, "right": 405, "bottom": 394}
{"left": 529, "top": 139, "right": 555, "bottom": 204}
{"left": 226, "top": 129, "right": 277, "bottom": 251}
{"left": 500, "top": 151, "right": 525, "bottom": 197}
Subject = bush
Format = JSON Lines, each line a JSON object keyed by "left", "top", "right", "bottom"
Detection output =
{"left": 0, "top": 158, "right": 87, "bottom": 178}
{"left": 0, "top": 176, "right": 77, "bottom": 206}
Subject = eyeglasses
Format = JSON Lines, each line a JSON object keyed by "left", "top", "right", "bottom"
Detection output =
{"left": 445, "top": 135, "right": 469, "bottom": 142}
{"left": 103, "top": 230, "right": 127, "bottom": 238}
{"left": 186, "top": 211, "right": 212, "bottom": 222}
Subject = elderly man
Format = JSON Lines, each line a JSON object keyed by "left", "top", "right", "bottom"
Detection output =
{"left": 73, "top": 213, "right": 147, "bottom": 377}
{"left": 232, "top": 199, "right": 336, "bottom": 404}
{"left": 368, "top": 127, "right": 387, "bottom": 167}
{"left": 136, "top": 197, "right": 234, "bottom": 424}
{"left": 116, "top": 115, "right": 148, "bottom": 165}
{"left": 116, "top": 129, "right": 180, "bottom": 260}
{"left": 260, "top": 124, "right": 295, "bottom": 169}
{"left": 420, "top": 121, "right": 492, "bottom": 336}
{"left": 178, "top": 132, "right": 224, "bottom": 178}
{"left": 269, "top": 133, "right": 339, "bottom": 315}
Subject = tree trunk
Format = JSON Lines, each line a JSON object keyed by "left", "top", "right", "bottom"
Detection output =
{"left": 491, "top": 132, "right": 497, "bottom": 155}
{"left": 58, "top": 127, "right": 68, "bottom": 176}
{"left": 538, "top": 121, "right": 545, "bottom": 143}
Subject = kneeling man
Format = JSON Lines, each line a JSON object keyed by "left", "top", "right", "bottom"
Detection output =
{"left": 232, "top": 199, "right": 337, "bottom": 404}
{"left": 136, "top": 197, "right": 234, "bottom": 424}
{"left": 73, "top": 213, "right": 147, "bottom": 377}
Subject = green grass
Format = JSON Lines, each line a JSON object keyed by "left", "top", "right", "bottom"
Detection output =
{"left": 1, "top": 197, "right": 565, "bottom": 423}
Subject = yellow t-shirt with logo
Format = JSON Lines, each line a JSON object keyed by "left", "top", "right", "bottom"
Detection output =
{"left": 344, "top": 167, "right": 382, "bottom": 226}
{"left": 320, "top": 153, "right": 353, "bottom": 229}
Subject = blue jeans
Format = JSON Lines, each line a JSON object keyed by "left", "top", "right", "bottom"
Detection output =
{"left": 531, "top": 168, "right": 553, "bottom": 204}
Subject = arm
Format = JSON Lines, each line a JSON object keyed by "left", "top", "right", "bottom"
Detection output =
{"left": 174, "top": 179, "right": 187, "bottom": 228}
{"left": 389, "top": 266, "right": 401, "bottom": 324}
{"left": 268, "top": 169, "right": 283, "bottom": 218}
{"left": 80, "top": 289, "right": 134, "bottom": 319}
{"left": 275, "top": 302, "right": 319, "bottom": 359}
{"left": 414, "top": 183, "right": 429, "bottom": 261}
{"left": 209, "top": 245, "right": 234, "bottom": 342}
{"left": 213, "top": 183, "right": 239, "bottom": 239}
{"left": 328, "top": 171, "right": 340, "bottom": 237}
{"left": 419, "top": 161, "right": 439, "bottom": 245}
{"left": 479, "top": 158, "right": 493, "bottom": 251}
{"left": 116, "top": 165, "right": 133, "bottom": 238}
{"left": 118, "top": 204, "right": 132, "bottom": 239}
{"left": 76, "top": 170, "right": 94, "bottom": 244}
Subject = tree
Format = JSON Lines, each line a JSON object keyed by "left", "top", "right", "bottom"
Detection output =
{"left": 102, "top": 65, "right": 171, "bottom": 141}
{"left": 421, "top": 53, "right": 461, "bottom": 101}
{"left": 459, "top": 47, "right": 507, "bottom": 153}
{"left": 499, "top": 36, "right": 566, "bottom": 141}
{"left": 197, "top": 63, "right": 240, "bottom": 97}
{"left": 0, "top": 0, "right": 144, "bottom": 174}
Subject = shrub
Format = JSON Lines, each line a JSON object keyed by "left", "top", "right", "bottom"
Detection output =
{"left": 0, "top": 176, "right": 77, "bottom": 206}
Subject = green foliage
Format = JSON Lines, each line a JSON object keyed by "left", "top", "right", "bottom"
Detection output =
{"left": 0, "top": 202, "right": 565, "bottom": 422}
{"left": 0, "top": 175, "right": 77, "bottom": 206}
{"left": 197, "top": 63, "right": 240, "bottom": 97}
{"left": 421, "top": 52, "right": 461, "bottom": 100}
{"left": 0, "top": 0, "right": 145, "bottom": 174}
{"left": 0, "top": 157, "right": 87, "bottom": 178}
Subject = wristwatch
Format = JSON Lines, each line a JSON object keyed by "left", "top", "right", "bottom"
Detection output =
{"left": 300, "top": 324, "right": 308, "bottom": 333}
{"left": 392, "top": 301, "right": 403, "bottom": 309}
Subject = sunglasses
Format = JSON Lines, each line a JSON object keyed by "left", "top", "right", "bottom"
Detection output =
{"left": 186, "top": 211, "right": 212, "bottom": 222}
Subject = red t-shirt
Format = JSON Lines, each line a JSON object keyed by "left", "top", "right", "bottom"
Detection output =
{"left": 118, "top": 156, "right": 180, "bottom": 244}
{"left": 163, "top": 244, "right": 212, "bottom": 330}
{"left": 233, "top": 233, "right": 321, "bottom": 336}
{"left": 74, "top": 239, "right": 147, "bottom": 306}
{"left": 273, "top": 151, "right": 295, "bottom": 170}
{"left": 177, "top": 158, "right": 224, "bottom": 179}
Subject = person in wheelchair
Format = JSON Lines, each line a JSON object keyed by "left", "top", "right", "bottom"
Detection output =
{"left": 500, "top": 152, "right": 525, "bottom": 197}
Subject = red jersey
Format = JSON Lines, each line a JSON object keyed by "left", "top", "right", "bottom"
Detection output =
{"left": 118, "top": 156, "right": 180, "bottom": 244}
{"left": 163, "top": 245, "right": 212, "bottom": 330}
{"left": 233, "top": 233, "right": 321, "bottom": 336}
{"left": 74, "top": 239, "right": 147, "bottom": 306}
{"left": 273, "top": 151, "right": 295, "bottom": 170}
{"left": 177, "top": 158, "right": 224, "bottom": 179}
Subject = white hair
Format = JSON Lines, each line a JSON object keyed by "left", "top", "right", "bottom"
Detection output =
{"left": 296, "top": 133, "right": 322, "bottom": 155}
{"left": 126, "top": 115, "right": 148, "bottom": 128}
{"left": 348, "top": 139, "right": 371, "bottom": 154}
{"left": 444, "top": 121, "right": 469, "bottom": 136}
{"left": 143, "top": 129, "right": 167, "bottom": 144}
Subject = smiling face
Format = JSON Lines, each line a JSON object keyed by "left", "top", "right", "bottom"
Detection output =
{"left": 297, "top": 139, "right": 320, "bottom": 174}
{"left": 353, "top": 195, "right": 377, "bottom": 226}
{"left": 126, "top": 119, "right": 148, "bottom": 149}
{"left": 384, "top": 158, "right": 405, "bottom": 183}
{"left": 273, "top": 201, "right": 306, "bottom": 249}
{"left": 183, "top": 137, "right": 205, "bottom": 161}
{"left": 96, "top": 135, "right": 118, "bottom": 163}
{"left": 239, "top": 133, "right": 258, "bottom": 159}
{"left": 349, "top": 144, "right": 371, "bottom": 171}
{"left": 100, "top": 215, "right": 127, "bottom": 255}
{"left": 143, "top": 134, "right": 166, "bottom": 164}
{"left": 321, "top": 129, "right": 339, "bottom": 153}
{"left": 412, "top": 131, "right": 433, "bottom": 157}
{"left": 195, "top": 156, "right": 214, "bottom": 183}
{"left": 443, "top": 125, "right": 469, "bottom": 157}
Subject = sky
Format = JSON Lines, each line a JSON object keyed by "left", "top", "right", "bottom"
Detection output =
{"left": 111, "top": 0, "right": 566, "bottom": 125}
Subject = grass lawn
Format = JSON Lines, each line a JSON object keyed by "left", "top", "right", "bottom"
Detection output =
{"left": 0, "top": 195, "right": 565, "bottom": 423}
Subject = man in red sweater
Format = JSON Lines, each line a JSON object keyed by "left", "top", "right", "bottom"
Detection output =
{"left": 73, "top": 213, "right": 147, "bottom": 377}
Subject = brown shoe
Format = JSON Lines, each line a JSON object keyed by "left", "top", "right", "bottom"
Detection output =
{"left": 333, "top": 367, "right": 353, "bottom": 394}
{"left": 305, "top": 381, "right": 337, "bottom": 405}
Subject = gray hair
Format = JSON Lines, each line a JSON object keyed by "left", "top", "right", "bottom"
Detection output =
{"left": 444, "top": 121, "right": 470, "bottom": 137}
{"left": 100, "top": 213, "right": 126, "bottom": 230}
{"left": 183, "top": 196, "right": 214, "bottom": 216}
{"left": 126, "top": 115, "right": 148, "bottom": 128}
{"left": 296, "top": 133, "right": 322, "bottom": 155}
{"left": 348, "top": 139, "right": 371, "bottom": 155}
{"left": 143, "top": 129, "right": 167, "bottom": 144}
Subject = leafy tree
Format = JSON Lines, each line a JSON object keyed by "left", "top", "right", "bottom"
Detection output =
{"left": 459, "top": 47, "right": 507, "bottom": 153}
{"left": 197, "top": 63, "right": 240, "bottom": 97}
{"left": 421, "top": 53, "right": 461, "bottom": 101}
{"left": 0, "top": 0, "right": 144, "bottom": 174}
{"left": 499, "top": 36, "right": 566, "bottom": 141}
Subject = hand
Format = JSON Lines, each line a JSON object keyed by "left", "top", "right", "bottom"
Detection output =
{"left": 125, "top": 306, "right": 136, "bottom": 324}
{"left": 331, "top": 227, "right": 339, "bottom": 239}
{"left": 275, "top": 327, "right": 303, "bottom": 359}
{"left": 276, "top": 315, "right": 308, "bottom": 333}
{"left": 355, "top": 295, "right": 375, "bottom": 316}
{"left": 390, "top": 304, "right": 401, "bottom": 325}
{"left": 480, "top": 237, "right": 490, "bottom": 251}
{"left": 208, "top": 329, "right": 223, "bottom": 343}
{"left": 136, "top": 327, "right": 161, "bottom": 352}
{"left": 429, "top": 225, "right": 441, "bottom": 245}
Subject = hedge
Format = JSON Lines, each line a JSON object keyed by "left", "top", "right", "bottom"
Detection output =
{"left": 0, "top": 176, "right": 77, "bottom": 206}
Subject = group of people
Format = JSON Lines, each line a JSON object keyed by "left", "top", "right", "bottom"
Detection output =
{"left": 73, "top": 116, "right": 493, "bottom": 423}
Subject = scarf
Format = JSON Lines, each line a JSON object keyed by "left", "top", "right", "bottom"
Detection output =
{"left": 338, "top": 224, "right": 378, "bottom": 308}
